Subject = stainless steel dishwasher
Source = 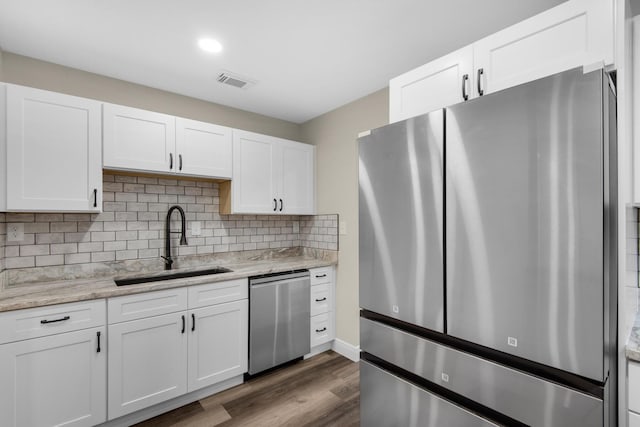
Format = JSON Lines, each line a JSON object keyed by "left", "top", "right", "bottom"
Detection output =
{"left": 249, "top": 270, "right": 310, "bottom": 375}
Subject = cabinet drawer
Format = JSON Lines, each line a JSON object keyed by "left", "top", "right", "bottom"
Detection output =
{"left": 311, "top": 283, "right": 332, "bottom": 316}
{"left": 631, "top": 411, "right": 640, "bottom": 427}
{"left": 310, "top": 312, "right": 334, "bottom": 347}
{"left": 108, "top": 288, "right": 188, "bottom": 324}
{"left": 310, "top": 266, "right": 333, "bottom": 286}
{"left": 0, "top": 300, "right": 106, "bottom": 344}
{"left": 188, "top": 279, "right": 248, "bottom": 309}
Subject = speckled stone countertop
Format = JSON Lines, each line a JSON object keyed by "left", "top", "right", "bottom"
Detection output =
{"left": 627, "top": 316, "right": 640, "bottom": 362}
{"left": 0, "top": 249, "right": 337, "bottom": 313}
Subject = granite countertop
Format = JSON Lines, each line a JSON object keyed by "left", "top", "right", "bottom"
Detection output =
{"left": 627, "top": 316, "right": 640, "bottom": 362}
{"left": 0, "top": 254, "right": 336, "bottom": 313}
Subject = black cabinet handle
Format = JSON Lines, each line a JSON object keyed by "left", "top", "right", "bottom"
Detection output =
{"left": 279, "top": 199, "right": 283, "bottom": 212}
{"left": 462, "top": 73, "right": 469, "bottom": 101}
{"left": 191, "top": 313, "right": 195, "bottom": 332}
{"left": 477, "top": 68, "right": 484, "bottom": 96}
{"left": 315, "top": 297, "right": 327, "bottom": 302}
{"left": 179, "top": 154, "right": 183, "bottom": 171}
{"left": 315, "top": 274, "right": 327, "bottom": 278}
{"left": 97, "top": 331, "right": 101, "bottom": 353}
{"left": 315, "top": 327, "right": 327, "bottom": 333}
{"left": 93, "top": 188, "right": 98, "bottom": 208}
{"left": 40, "top": 315, "right": 70, "bottom": 324}
{"left": 273, "top": 198, "right": 277, "bottom": 211}
{"left": 170, "top": 153, "right": 174, "bottom": 170}
{"left": 181, "top": 315, "right": 185, "bottom": 334}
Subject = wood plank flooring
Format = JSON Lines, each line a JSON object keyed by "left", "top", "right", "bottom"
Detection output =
{"left": 134, "top": 351, "right": 360, "bottom": 427}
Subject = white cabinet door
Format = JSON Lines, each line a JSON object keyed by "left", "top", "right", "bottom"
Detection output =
{"left": 229, "top": 130, "right": 316, "bottom": 215}
{"left": 0, "top": 327, "right": 106, "bottom": 427}
{"left": 231, "top": 130, "right": 278, "bottom": 214}
{"left": 280, "top": 141, "right": 315, "bottom": 214}
{"left": 187, "top": 300, "right": 248, "bottom": 392}
{"left": 389, "top": 45, "right": 473, "bottom": 122}
{"left": 175, "top": 118, "right": 232, "bottom": 179}
{"left": 103, "top": 103, "right": 175, "bottom": 174}
{"left": 473, "top": 0, "right": 614, "bottom": 97}
{"left": 108, "top": 313, "right": 187, "bottom": 419}
{"left": 4, "top": 84, "right": 102, "bottom": 212}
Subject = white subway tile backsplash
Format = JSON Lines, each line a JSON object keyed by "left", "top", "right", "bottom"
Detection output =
{"left": 0, "top": 172, "right": 338, "bottom": 276}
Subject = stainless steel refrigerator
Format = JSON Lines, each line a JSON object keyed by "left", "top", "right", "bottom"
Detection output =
{"left": 359, "top": 68, "right": 617, "bottom": 426}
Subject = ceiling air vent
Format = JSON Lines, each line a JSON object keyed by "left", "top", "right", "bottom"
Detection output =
{"left": 217, "top": 71, "right": 256, "bottom": 89}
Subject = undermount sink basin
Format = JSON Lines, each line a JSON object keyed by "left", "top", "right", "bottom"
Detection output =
{"left": 114, "top": 267, "right": 233, "bottom": 286}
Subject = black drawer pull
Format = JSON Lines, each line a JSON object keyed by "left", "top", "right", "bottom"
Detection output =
{"left": 273, "top": 198, "right": 277, "bottom": 211}
{"left": 40, "top": 315, "right": 70, "bottom": 324}
{"left": 192, "top": 313, "right": 195, "bottom": 332}
{"left": 315, "top": 274, "right": 327, "bottom": 278}
{"left": 96, "top": 331, "right": 101, "bottom": 353}
{"left": 93, "top": 188, "right": 98, "bottom": 208}
{"left": 315, "top": 297, "right": 327, "bottom": 302}
{"left": 315, "top": 327, "right": 327, "bottom": 333}
{"left": 170, "top": 153, "right": 174, "bottom": 170}
{"left": 181, "top": 315, "right": 185, "bottom": 334}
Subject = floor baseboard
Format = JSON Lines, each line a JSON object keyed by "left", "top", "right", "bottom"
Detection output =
{"left": 332, "top": 338, "right": 360, "bottom": 362}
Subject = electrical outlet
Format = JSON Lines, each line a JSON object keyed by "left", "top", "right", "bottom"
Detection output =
{"left": 339, "top": 221, "right": 347, "bottom": 235}
{"left": 7, "top": 223, "right": 24, "bottom": 242}
{"left": 191, "top": 221, "right": 201, "bottom": 236}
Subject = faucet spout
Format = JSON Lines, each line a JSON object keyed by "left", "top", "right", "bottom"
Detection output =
{"left": 164, "top": 205, "right": 188, "bottom": 270}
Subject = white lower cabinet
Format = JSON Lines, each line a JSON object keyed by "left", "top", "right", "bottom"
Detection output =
{"left": 631, "top": 410, "right": 640, "bottom": 427}
{"left": 188, "top": 300, "right": 248, "bottom": 391}
{"left": 107, "top": 280, "right": 249, "bottom": 421}
{"left": 0, "top": 302, "right": 107, "bottom": 427}
{"left": 308, "top": 267, "right": 336, "bottom": 350}
{"left": 107, "top": 312, "right": 188, "bottom": 419}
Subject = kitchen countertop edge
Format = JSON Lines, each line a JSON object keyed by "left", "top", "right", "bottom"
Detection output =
{"left": 0, "top": 256, "right": 336, "bottom": 313}
{"left": 627, "top": 323, "right": 640, "bottom": 362}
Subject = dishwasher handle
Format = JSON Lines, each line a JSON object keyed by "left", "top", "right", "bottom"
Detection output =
{"left": 251, "top": 277, "right": 309, "bottom": 289}
{"left": 250, "top": 270, "right": 309, "bottom": 286}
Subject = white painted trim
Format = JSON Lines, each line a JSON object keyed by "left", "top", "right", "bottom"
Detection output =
{"left": 304, "top": 341, "right": 332, "bottom": 359}
{"left": 332, "top": 338, "right": 360, "bottom": 362}
{"left": 99, "top": 375, "right": 243, "bottom": 426}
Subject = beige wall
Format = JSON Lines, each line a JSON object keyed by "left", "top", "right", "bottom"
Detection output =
{"left": 0, "top": 52, "right": 301, "bottom": 141}
{"left": 301, "top": 89, "right": 388, "bottom": 347}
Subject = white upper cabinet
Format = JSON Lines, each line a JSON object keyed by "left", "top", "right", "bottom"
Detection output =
{"left": 229, "top": 130, "right": 278, "bottom": 214}
{"left": 389, "top": 46, "right": 473, "bottom": 123}
{"left": 103, "top": 104, "right": 175, "bottom": 174}
{"left": 281, "top": 140, "right": 316, "bottom": 214}
{"left": 224, "top": 130, "right": 315, "bottom": 215}
{"left": 176, "top": 118, "right": 232, "bottom": 178}
{"left": 473, "top": 0, "right": 614, "bottom": 97}
{"left": 103, "top": 104, "right": 232, "bottom": 179}
{"left": 0, "top": 84, "right": 102, "bottom": 212}
{"left": 389, "top": 0, "right": 615, "bottom": 121}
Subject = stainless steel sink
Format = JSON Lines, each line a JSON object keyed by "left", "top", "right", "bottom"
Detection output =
{"left": 114, "top": 267, "right": 233, "bottom": 286}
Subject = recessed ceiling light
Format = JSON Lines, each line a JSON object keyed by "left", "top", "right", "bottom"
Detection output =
{"left": 198, "top": 38, "right": 223, "bottom": 54}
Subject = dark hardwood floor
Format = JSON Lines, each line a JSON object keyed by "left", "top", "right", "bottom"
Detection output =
{"left": 134, "top": 351, "right": 360, "bottom": 427}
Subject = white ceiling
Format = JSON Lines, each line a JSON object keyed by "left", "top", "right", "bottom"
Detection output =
{"left": 0, "top": 0, "right": 566, "bottom": 123}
